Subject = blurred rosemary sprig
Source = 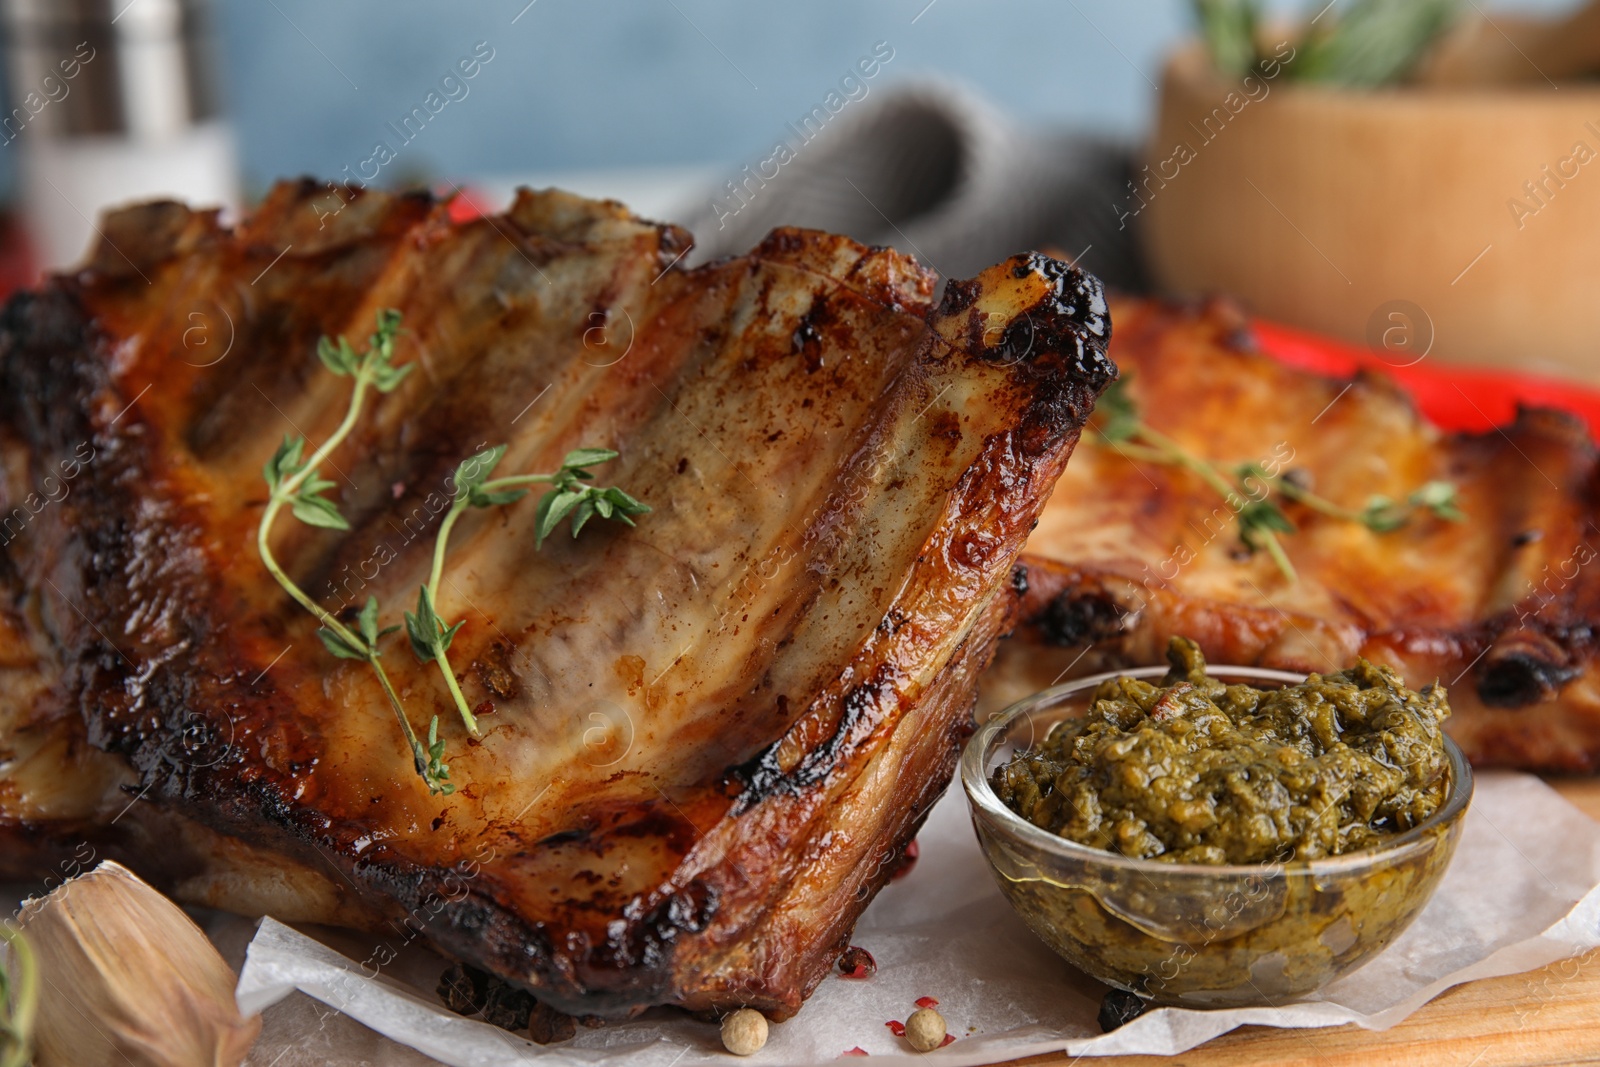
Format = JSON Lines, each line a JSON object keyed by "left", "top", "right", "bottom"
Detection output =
{"left": 1192, "top": 0, "right": 1463, "bottom": 86}
{"left": 1194, "top": 0, "right": 1261, "bottom": 79}
{"left": 1085, "top": 376, "right": 1463, "bottom": 583}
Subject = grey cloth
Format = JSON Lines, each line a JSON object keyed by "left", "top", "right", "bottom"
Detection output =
{"left": 677, "top": 81, "right": 1145, "bottom": 291}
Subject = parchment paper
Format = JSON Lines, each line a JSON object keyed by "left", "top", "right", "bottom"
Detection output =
{"left": 235, "top": 772, "right": 1600, "bottom": 1065}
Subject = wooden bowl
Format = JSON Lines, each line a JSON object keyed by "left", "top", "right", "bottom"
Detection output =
{"left": 1140, "top": 40, "right": 1600, "bottom": 383}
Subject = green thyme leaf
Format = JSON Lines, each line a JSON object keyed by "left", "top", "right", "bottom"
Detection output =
{"left": 405, "top": 587, "right": 439, "bottom": 662}
{"left": 454, "top": 444, "right": 507, "bottom": 494}
{"left": 1093, "top": 377, "right": 1141, "bottom": 444}
{"left": 603, "top": 486, "right": 650, "bottom": 519}
{"left": 357, "top": 596, "right": 382, "bottom": 648}
{"left": 296, "top": 476, "right": 338, "bottom": 510}
{"left": 562, "top": 447, "right": 620, "bottom": 470}
{"left": 585, "top": 486, "right": 649, "bottom": 532}
{"left": 1238, "top": 500, "right": 1295, "bottom": 549}
{"left": 405, "top": 586, "right": 463, "bottom": 663}
{"left": 531, "top": 451, "right": 651, "bottom": 546}
{"left": 1234, "top": 461, "right": 1275, "bottom": 494}
{"left": 290, "top": 490, "right": 350, "bottom": 531}
{"left": 287, "top": 470, "right": 347, "bottom": 530}
{"left": 1410, "top": 480, "right": 1464, "bottom": 522}
{"left": 263, "top": 435, "right": 306, "bottom": 492}
{"left": 534, "top": 488, "right": 586, "bottom": 547}
{"left": 357, "top": 309, "right": 412, "bottom": 392}
{"left": 569, "top": 496, "right": 599, "bottom": 538}
{"left": 371, "top": 361, "right": 415, "bottom": 394}
{"left": 404, "top": 621, "right": 434, "bottom": 662}
{"left": 1360, "top": 495, "right": 1408, "bottom": 533}
{"left": 371, "top": 308, "right": 403, "bottom": 353}
{"left": 471, "top": 486, "right": 529, "bottom": 507}
{"left": 317, "top": 335, "right": 358, "bottom": 376}
{"left": 439, "top": 617, "right": 464, "bottom": 651}
{"left": 317, "top": 625, "right": 367, "bottom": 660}
{"left": 425, "top": 715, "right": 454, "bottom": 795}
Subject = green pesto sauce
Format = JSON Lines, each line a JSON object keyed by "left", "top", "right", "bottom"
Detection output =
{"left": 993, "top": 637, "right": 1451, "bottom": 865}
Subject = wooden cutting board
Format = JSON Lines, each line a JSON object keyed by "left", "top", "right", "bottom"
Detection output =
{"left": 994, "top": 778, "right": 1600, "bottom": 1067}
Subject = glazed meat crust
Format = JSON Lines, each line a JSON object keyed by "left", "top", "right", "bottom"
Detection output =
{"left": 991, "top": 296, "right": 1600, "bottom": 772}
{"left": 0, "top": 181, "right": 1114, "bottom": 1016}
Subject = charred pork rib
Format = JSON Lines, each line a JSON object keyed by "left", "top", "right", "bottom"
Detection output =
{"left": 989, "top": 297, "right": 1600, "bottom": 772}
{"left": 0, "top": 182, "right": 1113, "bottom": 1016}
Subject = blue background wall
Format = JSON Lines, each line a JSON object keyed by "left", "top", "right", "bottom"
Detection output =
{"left": 0, "top": 0, "right": 1577, "bottom": 200}
{"left": 208, "top": 0, "right": 1577, "bottom": 193}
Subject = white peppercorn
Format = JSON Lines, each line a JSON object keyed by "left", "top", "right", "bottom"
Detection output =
{"left": 905, "top": 1007, "right": 947, "bottom": 1052}
{"left": 721, "top": 1007, "right": 768, "bottom": 1056}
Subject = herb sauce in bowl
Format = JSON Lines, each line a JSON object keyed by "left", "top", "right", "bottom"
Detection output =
{"left": 991, "top": 637, "right": 1451, "bottom": 865}
{"left": 962, "top": 638, "right": 1472, "bottom": 1007}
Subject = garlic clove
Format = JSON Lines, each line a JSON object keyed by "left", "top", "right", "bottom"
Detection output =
{"left": 13, "top": 860, "right": 261, "bottom": 1067}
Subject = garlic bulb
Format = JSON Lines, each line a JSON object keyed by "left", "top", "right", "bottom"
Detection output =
{"left": 14, "top": 860, "right": 260, "bottom": 1067}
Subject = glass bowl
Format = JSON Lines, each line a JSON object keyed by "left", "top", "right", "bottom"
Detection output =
{"left": 961, "top": 665, "right": 1473, "bottom": 1008}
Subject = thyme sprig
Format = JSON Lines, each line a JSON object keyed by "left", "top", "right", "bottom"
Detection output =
{"left": 257, "top": 309, "right": 648, "bottom": 790}
{"left": 0, "top": 925, "right": 37, "bottom": 1067}
{"left": 410, "top": 445, "right": 648, "bottom": 736}
{"left": 256, "top": 310, "right": 446, "bottom": 790}
{"left": 1085, "top": 377, "right": 1463, "bottom": 583}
